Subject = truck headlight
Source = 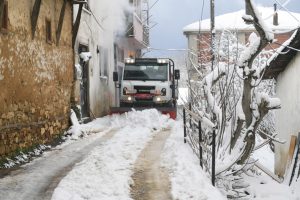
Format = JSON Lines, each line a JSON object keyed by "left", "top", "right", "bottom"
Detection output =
{"left": 154, "top": 96, "right": 163, "bottom": 103}
{"left": 161, "top": 88, "right": 166, "bottom": 96}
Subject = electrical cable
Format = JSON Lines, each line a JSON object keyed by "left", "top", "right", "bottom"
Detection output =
{"left": 273, "top": 0, "right": 300, "bottom": 23}
{"left": 149, "top": 0, "right": 160, "bottom": 10}
{"left": 86, "top": 4, "right": 105, "bottom": 30}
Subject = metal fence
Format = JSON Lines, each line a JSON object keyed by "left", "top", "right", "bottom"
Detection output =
{"left": 183, "top": 107, "right": 216, "bottom": 186}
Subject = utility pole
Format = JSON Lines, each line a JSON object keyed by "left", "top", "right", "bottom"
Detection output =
{"left": 210, "top": 0, "right": 216, "bottom": 187}
{"left": 210, "top": 0, "right": 215, "bottom": 71}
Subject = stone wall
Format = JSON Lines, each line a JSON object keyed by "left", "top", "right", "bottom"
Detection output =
{"left": 0, "top": 0, "right": 73, "bottom": 159}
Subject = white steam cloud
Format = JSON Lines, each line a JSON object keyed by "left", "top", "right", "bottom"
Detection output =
{"left": 96, "top": 0, "right": 133, "bottom": 36}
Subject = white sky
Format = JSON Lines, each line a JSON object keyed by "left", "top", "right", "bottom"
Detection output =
{"left": 146, "top": 0, "right": 300, "bottom": 57}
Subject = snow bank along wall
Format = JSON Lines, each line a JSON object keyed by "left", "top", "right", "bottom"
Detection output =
{"left": 0, "top": 0, "right": 73, "bottom": 159}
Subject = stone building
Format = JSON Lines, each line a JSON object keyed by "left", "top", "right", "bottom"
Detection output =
{"left": 0, "top": 0, "right": 74, "bottom": 159}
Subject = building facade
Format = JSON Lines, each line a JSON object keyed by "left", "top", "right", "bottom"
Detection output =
{"left": 263, "top": 28, "right": 300, "bottom": 177}
{"left": 183, "top": 7, "right": 300, "bottom": 72}
{"left": 73, "top": 0, "right": 116, "bottom": 120}
{"left": 72, "top": 0, "right": 149, "bottom": 117}
{"left": 0, "top": 0, "right": 73, "bottom": 159}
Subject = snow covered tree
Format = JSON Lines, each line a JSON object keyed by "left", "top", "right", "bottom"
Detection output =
{"left": 186, "top": 0, "right": 282, "bottom": 188}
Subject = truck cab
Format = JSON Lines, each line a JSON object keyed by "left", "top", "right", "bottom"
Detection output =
{"left": 112, "top": 58, "right": 180, "bottom": 119}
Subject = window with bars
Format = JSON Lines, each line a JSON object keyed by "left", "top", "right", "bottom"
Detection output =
{"left": 99, "top": 46, "right": 109, "bottom": 77}
{"left": 1, "top": 1, "right": 8, "bottom": 31}
{"left": 45, "top": 19, "right": 52, "bottom": 43}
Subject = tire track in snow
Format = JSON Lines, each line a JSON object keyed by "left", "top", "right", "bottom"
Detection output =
{"left": 131, "top": 130, "right": 172, "bottom": 200}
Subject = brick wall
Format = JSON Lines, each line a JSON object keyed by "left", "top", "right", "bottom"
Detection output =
{"left": 196, "top": 30, "right": 294, "bottom": 65}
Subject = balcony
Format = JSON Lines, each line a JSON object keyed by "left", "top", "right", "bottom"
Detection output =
{"left": 126, "top": 13, "right": 149, "bottom": 48}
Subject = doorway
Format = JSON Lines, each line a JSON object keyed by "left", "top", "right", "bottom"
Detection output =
{"left": 78, "top": 44, "right": 90, "bottom": 118}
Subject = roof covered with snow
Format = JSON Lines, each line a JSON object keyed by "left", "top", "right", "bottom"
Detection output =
{"left": 183, "top": 7, "right": 300, "bottom": 34}
{"left": 263, "top": 28, "right": 300, "bottom": 79}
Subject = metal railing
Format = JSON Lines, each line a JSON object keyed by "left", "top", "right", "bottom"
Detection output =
{"left": 183, "top": 106, "right": 216, "bottom": 186}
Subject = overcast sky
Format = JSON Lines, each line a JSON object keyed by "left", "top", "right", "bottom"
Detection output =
{"left": 146, "top": 0, "right": 300, "bottom": 57}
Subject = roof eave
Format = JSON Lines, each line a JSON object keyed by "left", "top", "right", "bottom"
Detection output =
{"left": 263, "top": 28, "right": 300, "bottom": 79}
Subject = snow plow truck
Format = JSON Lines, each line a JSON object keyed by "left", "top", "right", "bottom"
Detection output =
{"left": 111, "top": 58, "right": 180, "bottom": 119}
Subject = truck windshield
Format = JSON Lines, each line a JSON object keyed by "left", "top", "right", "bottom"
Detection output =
{"left": 123, "top": 64, "right": 168, "bottom": 81}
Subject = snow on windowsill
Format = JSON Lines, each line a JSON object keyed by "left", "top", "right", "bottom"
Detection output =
{"left": 100, "top": 76, "right": 108, "bottom": 84}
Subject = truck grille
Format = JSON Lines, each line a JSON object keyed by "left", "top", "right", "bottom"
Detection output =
{"left": 134, "top": 86, "right": 155, "bottom": 94}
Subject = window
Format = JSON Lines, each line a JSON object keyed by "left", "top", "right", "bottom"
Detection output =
{"left": 123, "top": 64, "right": 168, "bottom": 81}
{"left": 118, "top": 46, "right": 124, "bottom": 62}
{"left": 99, "top": 46, "right": 108, "bottom": 77}
{"left": 1, "top": 1, "right": 8, "bottom": 31}
{"left": 45, "top": 19, "right": 52, "bottom": 43}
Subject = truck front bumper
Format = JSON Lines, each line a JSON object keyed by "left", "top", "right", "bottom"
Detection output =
{"left": 110, "top": 106, "right": 177, "bottom": 119}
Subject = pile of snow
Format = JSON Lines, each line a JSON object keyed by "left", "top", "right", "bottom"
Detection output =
{"left": 243, "top": 173, "right": 298, "bottom": 199}
{"left": 183, "top": 7, "right": 300, "bottom": 33}
{"left": 178, "top": 88, "right": 189, "bottom": 105}
{"left": 162, "top": 121, "right": 300, "bottom": 199}
{"left": 291, "top": 179, "right": 300, "bottom": 197}
{"left": 64, "top": 112, "right": 112, "bottom": 141}
{"left": 161, "top": 121, "right": 226, "bottom": 200}
{"left": 52, "top": 109, "right": 172, "bottom": 200}
{"left": 79, "top": 52, "right": 92, "bottom": 62}
{"left": 252, "top": 144, "right": 274, "bottom": 173}
{"left": 2, "top": 145, "right": 50, "bottom": 168}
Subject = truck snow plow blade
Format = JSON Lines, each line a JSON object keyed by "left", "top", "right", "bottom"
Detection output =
{"left": 110, "top": 107, "right": 177, "bottom": 119}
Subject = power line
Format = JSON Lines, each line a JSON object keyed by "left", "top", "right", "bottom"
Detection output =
{"left": 86, "top": 4, "right": 105, "bottom": 30}
{"left": 147, "top": 47, "right": 190, "bottom": 51}
{"left": 149, "top": 0, "right": 160, "bottom": 10}
{"left": 272, "top": 0, "right": 300, "bottom": 23}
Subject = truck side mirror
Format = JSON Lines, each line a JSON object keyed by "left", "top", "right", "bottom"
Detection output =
{"left": 113, "top": 71, "right": 118, "bottom": 82}
{"left": 175, "top": 69, "right": 180, "bottom": 80}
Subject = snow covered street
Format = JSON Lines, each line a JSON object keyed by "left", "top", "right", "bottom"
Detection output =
{"left": 0, "top": 118, "right": 113, "bottom": 200}
{"left": 0, "top": 109, "right": 299, "bottom": 200}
